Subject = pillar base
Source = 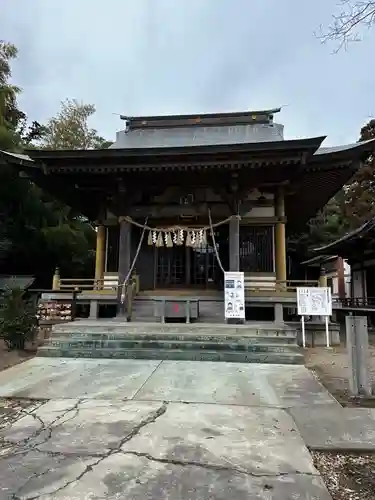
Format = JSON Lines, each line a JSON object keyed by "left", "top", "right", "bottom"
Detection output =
{"left": 89, "top": 300, "right": 99, "bottom": 319}
{"left": 274, "top": 303, "right": 284, "bottom": 325}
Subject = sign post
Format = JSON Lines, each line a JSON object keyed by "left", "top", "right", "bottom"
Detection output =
{"left": 297, "top": 287, "right": 332, "bottom": 348}
{"left": 224, "top": 271, "right": 245, "bottom": 320}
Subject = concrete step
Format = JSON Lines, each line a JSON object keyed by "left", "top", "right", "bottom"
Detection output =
{"left": 37, "top": 346, "right": 304, "bottom": 364}
{"left": 52, "top": 322, "right": 297, "bottom": 337}
{"left": 46, "top": 338, "right": 300, "bottom": 352}
{"left": 43, "top": 321, "right": 301, "bottom": 364}
{"left": 48, "top": 331, "right": 297, "bottom": 343}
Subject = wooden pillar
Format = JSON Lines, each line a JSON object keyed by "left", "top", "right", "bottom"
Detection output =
{"left": 117, "top": 218, "right": 131, "bottom": 314}
{"left": 185, "top": 246, "right": 191, "bottom": 286}
{"left": 94, "top": 224, "right": 106, "bottom": 289}
{"left": 319, "top": 267, "right": 328, "bottom": 288}
{"left": 337, "top": 257, "right": 346, "bottom": 299}
{"left": 229, "top": 215, "right": 240, "bottom": 271}
{"left": 52, "top": 267, "right": 60, "bottom": 290}
{"left": 275, "top": 186, "right": 287, "bottom": 285}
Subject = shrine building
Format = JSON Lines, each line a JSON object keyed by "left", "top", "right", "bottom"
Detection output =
{"left": 2, "top": 108, "right": 374, "bottom": 324}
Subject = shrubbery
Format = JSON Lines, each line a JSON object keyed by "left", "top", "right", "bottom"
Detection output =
{"left": 0, "top": 287, "right": 37, "bottom": 350}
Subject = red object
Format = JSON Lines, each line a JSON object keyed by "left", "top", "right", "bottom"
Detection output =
{"left": 174, "top": 303, "right": 179, "bottom": 312}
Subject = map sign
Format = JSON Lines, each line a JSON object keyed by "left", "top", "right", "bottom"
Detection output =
{"left": 297, "top": 287, "right": 332, "bottom": 317}
{"left": 224, "top": 271, "right": 245, "bottom": 319}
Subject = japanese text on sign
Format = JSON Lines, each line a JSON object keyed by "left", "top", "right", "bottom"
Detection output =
{"left": 224, "top": 271, "right": 245, "bottom": 319}
{"left": 297, "top": 287, "right": 332, "bottom": 316}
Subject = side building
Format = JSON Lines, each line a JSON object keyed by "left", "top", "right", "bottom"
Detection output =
{"left": 314, "top": 218, "right": 375, "bottom": 309}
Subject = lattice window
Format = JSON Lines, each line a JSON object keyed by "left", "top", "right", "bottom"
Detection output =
{"left": 191, "top": 241, "right": 218, "bottom": 286}
{"left": 156, "top": 247, "right": 186, "bottom": 286}
{"left": 155, "top": 237, "right": 218, "bottom": 288}
{"left": 240, "top": 226, "right": 274, "bottom": 273}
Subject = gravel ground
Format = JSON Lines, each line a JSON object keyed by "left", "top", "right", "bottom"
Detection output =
{"left": 312, "top": 451, "right": 375, "bottom": 500}
{"left": 0, "top": 340, "right": 35, "bottom": 373}
{"left": 305, "top": 339, "right": 375, "bottom": 406}
{"left": 306, "top": 340, "right": 375, "bottom": 499}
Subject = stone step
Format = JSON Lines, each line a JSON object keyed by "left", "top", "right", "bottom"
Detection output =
{"left": 46, "top": 338, "right": 299, "bottom": 353}
{"left": 52, "top": 322, "right": 297, "bottom": 337}
{"left": 48, "top": 332, "right": 297, "bottom": 343}
{"left": 37, "top": 346, "right": 304, "bottom": 364}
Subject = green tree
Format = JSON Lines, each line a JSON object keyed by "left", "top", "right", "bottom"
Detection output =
{"left": 0, "top": 287, "right": 37, "bottom": 350}
{"left": 38, "top": 99, "right": 109, "bottom": 149}
{"left": 0, "top": 41, "right": 23, "bottom": 150}
{"left": 288, "top": 195, "right": 348, "bottom": 261}
{"left": 0, "top": 42, "right": 101, "bottom": 285}
{"left": 343, "top": 119, "right": 375, "bottom": 226}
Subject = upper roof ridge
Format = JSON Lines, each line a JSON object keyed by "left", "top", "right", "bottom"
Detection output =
{"left": 120, "top": 108, "right": 282, "bottom": 131}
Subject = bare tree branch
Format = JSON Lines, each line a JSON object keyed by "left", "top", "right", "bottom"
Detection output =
{"left": 317, "top": 1, "right": 375, "bottom": 52}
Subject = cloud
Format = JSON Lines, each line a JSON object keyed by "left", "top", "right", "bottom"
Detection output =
{"left": 1, "top": 0, "right": 375, "bottom": 145}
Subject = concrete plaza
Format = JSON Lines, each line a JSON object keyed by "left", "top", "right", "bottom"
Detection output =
{"left": 0, "top": 358, "right": 373, "bottom": 499}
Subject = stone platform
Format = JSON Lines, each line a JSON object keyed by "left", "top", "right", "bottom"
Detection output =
{"left": 37, "top": 320, "right": 304, "bottom": 365}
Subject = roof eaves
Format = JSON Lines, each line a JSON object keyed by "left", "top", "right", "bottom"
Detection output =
{"left": 301, "top": 254, "right": 338, "bottom": 265}
{"left": 0, "top": 150, "right": 35, "bottom": 167}
{"left": 313, "top": 217, "right": 375, "bottom": 253}
{"left": 26, "top": 136, "right": 326, "bottom": 162}
{"left": 314, "top": 138, "right": 375, "bottom": 157}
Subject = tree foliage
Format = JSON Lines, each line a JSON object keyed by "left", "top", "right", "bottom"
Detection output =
{"left": 288, "top": 195, "right": 349, "bottom": 260}
{"left": 0, "top": 41, "right": 45, "bottom": 149}
{"left": 319, "top": 1, "right": 375, "bottom": 51}
{"left": 0, "top": 41, "right": 24, "bottom": 150}
{"left": 0, "top": 287, "right": 37, "bottom": 350}
{"left": 0, "top": 41, "right": 107, "bottom": 286}
{"left": 288, "top": 116, "right": 375, "bottom": 263}
{"left": 38, "top": 99, "right": 109, "bottom": 149}
{"left": 343, "top": 119, "right": 375, "bottom": 226}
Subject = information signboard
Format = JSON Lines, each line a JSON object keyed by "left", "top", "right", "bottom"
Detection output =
{"left": 224, "top": 271, "right": 245, "bottom": 319}
{"left": 297, "top": 287, "right": 332, "bottom": 317}
{"left": 297, "top": 287, "right": 332, "bottom": 348}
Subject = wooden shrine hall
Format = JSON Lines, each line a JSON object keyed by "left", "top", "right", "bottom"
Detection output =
{"left": 2, "top": 107, "right": 375, "bottom": 323}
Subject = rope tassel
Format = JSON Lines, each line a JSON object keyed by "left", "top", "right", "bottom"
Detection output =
{"left": 202, "top": 229, "right": 207, "bottom": 246}
{"left": 176, "top": 229, "right": 184, "bottom": 245}
{"left": 156, "top": 232, "right": 164, "bottom": 247}
{"left": 191, "top": 230, "right": 196, "bottom": 247}
{"left": 165, "top": 232, "right": 173, "bottom": 248}
{"left": 147, "top": 230, "right": 153, "bottom": 246}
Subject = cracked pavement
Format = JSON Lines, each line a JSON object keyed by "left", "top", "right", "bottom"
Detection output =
{"left": 0, "top": 359, "right": 336, "bottom": 499}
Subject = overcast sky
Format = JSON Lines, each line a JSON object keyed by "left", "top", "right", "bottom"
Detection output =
{"left": 2, "top": 0, "right": 375, "bottom": 146}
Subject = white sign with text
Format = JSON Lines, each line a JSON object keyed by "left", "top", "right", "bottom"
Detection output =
{"left": 224, "top": 271, "right": 245, "bottom": 319}
{"left": 297, "top": 287, "right": 332, "bottom": 348}
{"left": 297, "top": 287, "right": 332, "bottom": 316}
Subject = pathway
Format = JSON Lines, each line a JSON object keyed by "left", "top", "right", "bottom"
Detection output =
{"left": 0, "top": 358, "right": 373, "bottom": 499}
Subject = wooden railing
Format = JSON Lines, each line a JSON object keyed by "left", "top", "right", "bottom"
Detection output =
{"left": 57, "top": 275, "right": 140, "bottom": 293}
{"left": 335, "top": 297, "right": 375, "bottom": 309}
{"left": 59, "top": 278, "right": 108, "bottom": 291}
{"left": 56, "top": 274, "right": 140, "bottom": 321}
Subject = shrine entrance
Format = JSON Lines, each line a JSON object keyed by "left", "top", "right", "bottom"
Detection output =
{"left": 154, "top": 237, "right": 222, "bottom": 289}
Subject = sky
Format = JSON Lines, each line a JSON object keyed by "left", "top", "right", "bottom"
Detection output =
{"left": 1, "top": 0, "right": 375, "bottom": 146}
